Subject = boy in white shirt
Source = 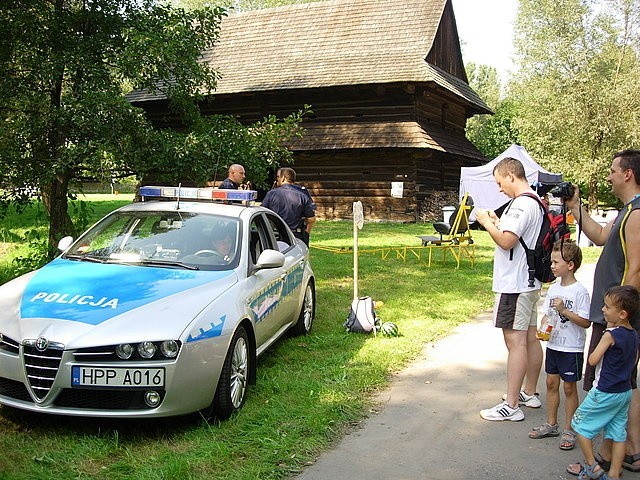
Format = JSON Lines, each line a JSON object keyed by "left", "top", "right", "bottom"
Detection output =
{"left": 528, "top": 240, "right": 590, "bottom": 451}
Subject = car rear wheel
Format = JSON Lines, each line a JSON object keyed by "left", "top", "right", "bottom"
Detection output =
{"left": 211, "top": 326, "right": 250, "bottom": 420}
{"left": 290, "top": 282, "right": 314, "bottom": 336}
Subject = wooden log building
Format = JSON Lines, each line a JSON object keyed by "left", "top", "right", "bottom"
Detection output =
{"left": 127, "top": 0, "right": 491, "bottom": 222}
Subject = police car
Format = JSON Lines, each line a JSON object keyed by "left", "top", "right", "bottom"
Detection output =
{"left": 0, "top": 187, "right": 315, "bottom": 419}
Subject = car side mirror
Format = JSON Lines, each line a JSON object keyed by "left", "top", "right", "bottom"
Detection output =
{"left": 254, "top": 249, "right": 285, "bottom": 270}
{"left": 57, "top": 236, "right": 74, "bottom": 252}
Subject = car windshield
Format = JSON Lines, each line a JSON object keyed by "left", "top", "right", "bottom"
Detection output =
{"left": 63, "top": 211, "right": 241, "bottom": 271}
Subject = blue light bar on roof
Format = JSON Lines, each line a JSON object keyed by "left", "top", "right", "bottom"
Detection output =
{"left": 139, "top": 186, "right": 257, "bottom": 203}
{"left": 138, "top": 186, "right": 162, "bottom": 197}
{"left": 227, "top": 190, "right": 257, "bottom": 201}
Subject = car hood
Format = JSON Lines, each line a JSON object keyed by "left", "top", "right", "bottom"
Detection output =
{"left": 0, "top": 258, "right": 237, "bottom": 347}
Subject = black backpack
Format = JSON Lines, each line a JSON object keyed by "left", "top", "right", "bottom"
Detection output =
{"left": 513, "top": 193, "right": 571, "bottom": 287}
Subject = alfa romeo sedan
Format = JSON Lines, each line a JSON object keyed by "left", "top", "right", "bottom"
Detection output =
{"left": 0, "top": 187, "right": 315, "bottom": 419}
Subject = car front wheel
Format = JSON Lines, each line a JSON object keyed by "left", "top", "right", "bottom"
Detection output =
{"left": 211, "top": 326, "right": 250, "bottom": 420}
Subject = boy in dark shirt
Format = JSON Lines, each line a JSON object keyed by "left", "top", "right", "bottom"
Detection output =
{"left": 569, "top": 286, "right": 640, "bottom": 479}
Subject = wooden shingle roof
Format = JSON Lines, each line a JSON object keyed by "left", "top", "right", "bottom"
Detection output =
{"left": 286, "top": 121, "right": 486, "bottom": 160}
{"left": 127, "top": 0, "right": 489, "bottom": 113}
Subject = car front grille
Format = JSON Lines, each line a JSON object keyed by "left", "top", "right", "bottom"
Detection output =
{"left": 23, "top": 345, "right": 64, "bottom": 401}
{"left": 54, "top": 388, "right": 166, "bottom": 410}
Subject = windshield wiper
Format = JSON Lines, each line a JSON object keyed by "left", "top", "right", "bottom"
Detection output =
{"left": 137, "top": 259, "right": 200, "bottom": 270}
{"left": 64, "top": 254, "right": 107, "bottom": 263}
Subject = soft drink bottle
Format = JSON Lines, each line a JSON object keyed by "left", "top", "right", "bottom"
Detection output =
{"left": 536, "top": 300, "right": 560, "bottom": 341}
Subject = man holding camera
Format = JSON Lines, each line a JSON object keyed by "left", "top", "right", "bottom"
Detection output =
{"left": 565, "top": 149, "right": 640, "bottom": 472}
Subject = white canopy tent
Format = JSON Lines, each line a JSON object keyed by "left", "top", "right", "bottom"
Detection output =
{"left": 459, "top": 144, "right": 561, "bottom": 217}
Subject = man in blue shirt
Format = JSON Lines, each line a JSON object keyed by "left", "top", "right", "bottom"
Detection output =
{"left": 261, "top": 167, "right": 316, "bottom": 245}
{"left": 219, "top": 164, "right": 245, "bottom": 189}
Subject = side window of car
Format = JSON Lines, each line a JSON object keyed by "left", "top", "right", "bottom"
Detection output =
{"left": 249, "top": 215, "right": 275, "bottom": 264}
{"left": 265, "top": 213, "right": 293, "bottom": 252}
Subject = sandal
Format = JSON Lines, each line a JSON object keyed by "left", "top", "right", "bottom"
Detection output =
{"left": 528, "top": 422, "right": 559, "bottom": 439}
{"left": 623, "top": 452, "right": 640, "bottom": 472}
{"left": 577, "top": 462, "right": 605, "bottom": 479}
{"left": 560, "top": 430, "right": 577, "bottom": 450}
{"left": 567, "top": 462, "right": 605, "bottom": 479}
{"left": 567, "top": 456, "right": 621, "bottom": 478}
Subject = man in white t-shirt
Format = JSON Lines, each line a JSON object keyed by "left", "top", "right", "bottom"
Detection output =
{"left": 475, "top": 157, "right": 544, "bottom": 421}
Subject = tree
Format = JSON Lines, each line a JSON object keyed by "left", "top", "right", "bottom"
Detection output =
{"left": 0, "top": 0, "right": 305, "bottom": 255}
{"left": 511, "top": 0, "right": 640, "bottom": 208}
{"left": 465, "top": 63, "right": 520, "bottom": 158}
{"left": 134, "top": 109, "right": 308, "bottom": 189}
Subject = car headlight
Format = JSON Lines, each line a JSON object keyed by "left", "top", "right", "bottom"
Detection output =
{"left": 115, "top": 343, "right": 134, "bottom": 360}
{"left": 138, "top": 341, "right": 157, "bottom": 359}
{"left": 160, "top": 340, "right": 179, "bottom": 358}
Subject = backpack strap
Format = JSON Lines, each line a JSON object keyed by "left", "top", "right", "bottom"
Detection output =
{"left": 503, "top": 199, "right": 516, "bottom": 261}
{"left": 512, "top": 192, "right": 547, "bottom": 288}
{"left": 517, "top": 238, "right": 536, "bottom": 288}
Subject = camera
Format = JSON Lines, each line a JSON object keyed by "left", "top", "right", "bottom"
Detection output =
{"left": 549, "top": 182, "right": 575, "bottom": 199}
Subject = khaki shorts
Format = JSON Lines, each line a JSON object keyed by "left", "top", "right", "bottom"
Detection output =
{"left": 493, "top": 291, "right": 540, "bottom": 331}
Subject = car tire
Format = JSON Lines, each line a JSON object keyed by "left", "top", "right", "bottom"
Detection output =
{"left": 210, "top": 326, "right": 250, "bottom": 420}
{"left": 290, "top": 282, "right": 315, "bottom": 336}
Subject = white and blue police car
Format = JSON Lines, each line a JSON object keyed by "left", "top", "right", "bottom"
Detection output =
{"left": 0, "top": 187, "right": 315, "bottom": 419}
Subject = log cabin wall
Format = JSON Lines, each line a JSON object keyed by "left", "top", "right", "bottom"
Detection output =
{"left": 199, "top": 85, "right": 414, "bottom": 124}
{"left": 292, "top": 149, "right": 480, "bottom": 223}
{"left": 415, "top": 87, "right": 468, "bottom": 134}
{"left": 293, "top": 149, "right": 416, "bottom": 222}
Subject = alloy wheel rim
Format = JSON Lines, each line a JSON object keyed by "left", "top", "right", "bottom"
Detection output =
{"left": 230, "top": 337, "right": 248, "bottom": 408}
{"left": 303, "top": 285, "right": 313, "bottom": 330}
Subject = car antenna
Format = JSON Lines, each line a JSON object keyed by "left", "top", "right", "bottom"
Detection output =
{"left": 211, "top": 143, "right": 222, "bottom": 186}
{"left": 176, "top": 182, "right": 182, "bottom": 210}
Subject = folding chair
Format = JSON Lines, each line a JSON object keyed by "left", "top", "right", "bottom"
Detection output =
{"left": 417, "top": 193, "right": 475, "bottom": 267}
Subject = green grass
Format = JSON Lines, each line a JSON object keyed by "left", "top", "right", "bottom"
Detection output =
{"left": 0, "top": 197, "right": 603, "bottom": 479}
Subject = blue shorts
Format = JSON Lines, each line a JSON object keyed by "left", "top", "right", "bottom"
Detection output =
{"left": 545, "top": 348, "right": 583, "bottom": 382}
{"left": 571, "top": 388, "right": 632, "bottom": 442}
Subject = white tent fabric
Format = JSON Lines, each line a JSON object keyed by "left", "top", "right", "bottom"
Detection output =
{"left": 459, "top": 144, "right": 561, "bottom": 216}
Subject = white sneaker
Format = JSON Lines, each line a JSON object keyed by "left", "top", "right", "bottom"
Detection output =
{"left": 501, "top": 391, "right": 542, "bottom": 408}
{"left": 480, "top": 401, "right": 525, "bottom": 421}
